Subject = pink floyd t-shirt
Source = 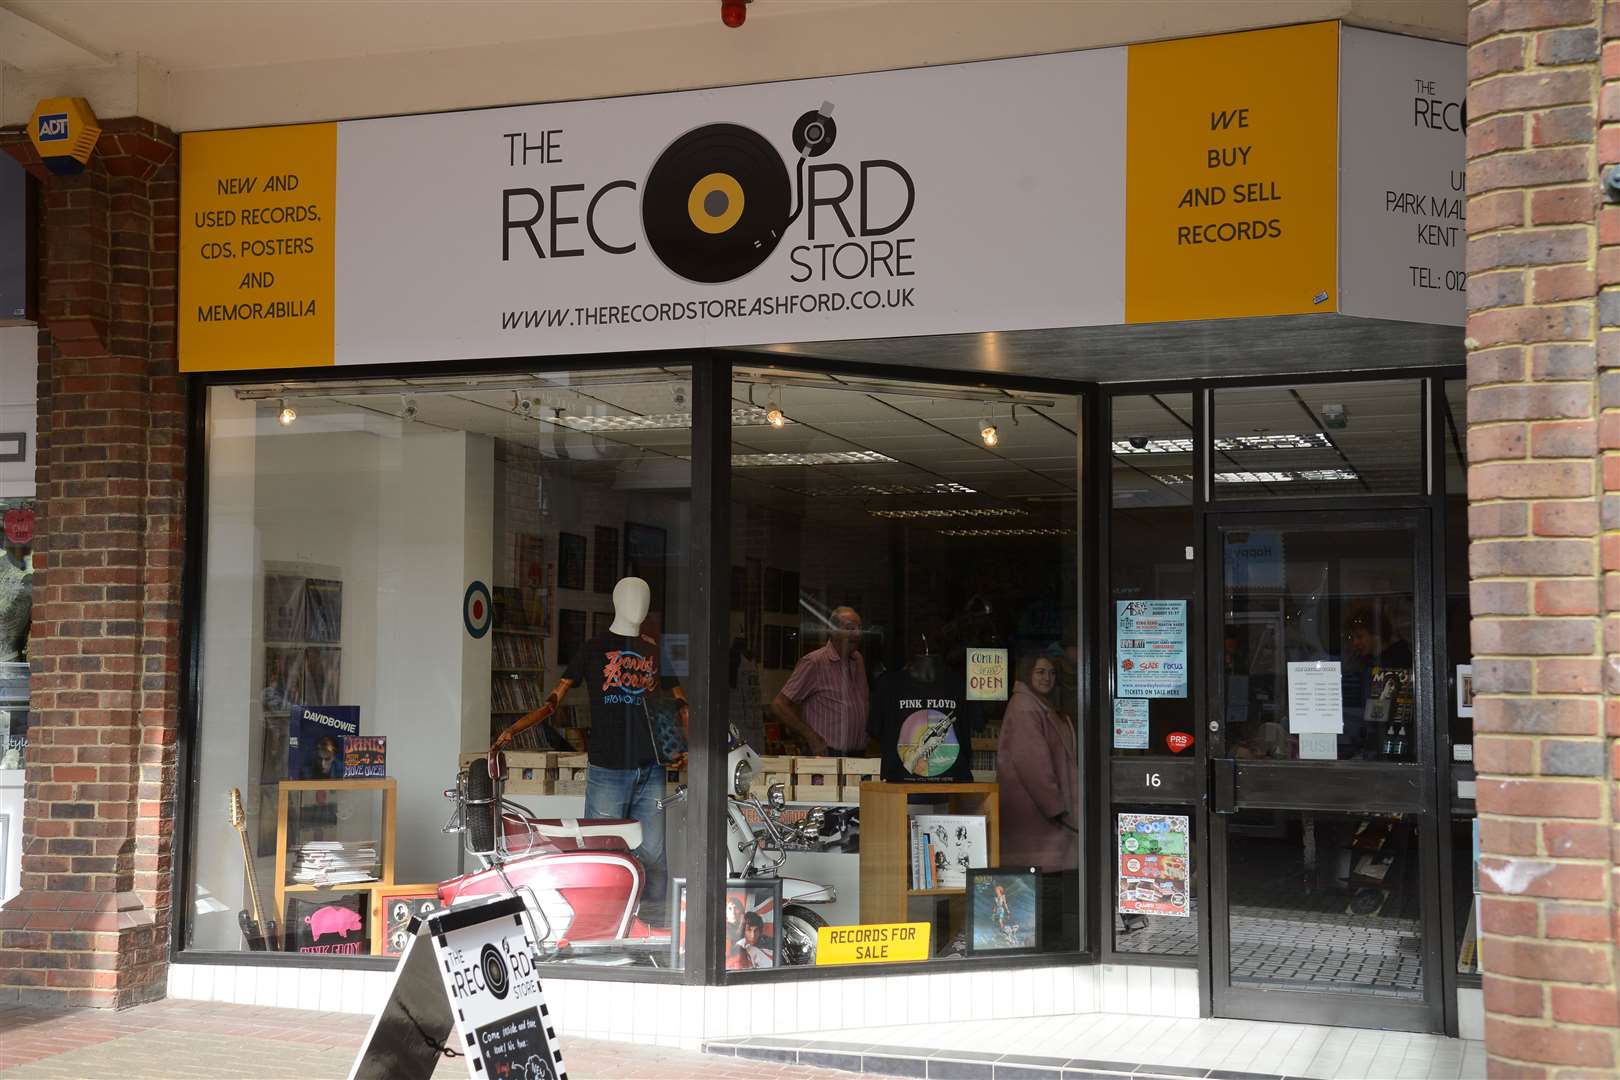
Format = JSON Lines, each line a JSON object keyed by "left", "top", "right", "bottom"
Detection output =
{"left": 565, "top": 632, "right": 679, "bottom": 769}
{"left": 868, "top": 666, "right": 981, "bottom": 782}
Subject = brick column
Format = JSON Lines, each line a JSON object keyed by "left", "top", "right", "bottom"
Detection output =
{"left": 0, "top": 121, "right": 183, "bottom": 1008}
{"left": 1467, "top": 0, "right": 1620, "bottom": 1073}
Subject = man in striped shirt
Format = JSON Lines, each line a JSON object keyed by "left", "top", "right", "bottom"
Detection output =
{"left": 769, "top": 606, "right": 870, "bottom": 755}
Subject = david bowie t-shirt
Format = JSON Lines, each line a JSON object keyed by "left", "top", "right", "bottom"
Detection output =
{"left": 869, "top": 666, "right": 980, "bottom": 782}
{"left": 565, "top": 632, "right": 679, "bottom": 769}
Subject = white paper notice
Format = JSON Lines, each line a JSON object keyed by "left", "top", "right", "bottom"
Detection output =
{"left": 1299, "top": 732, "right": 1338, "bottom": 760}
{"left": 1287, "top": 661, "right": 1343, "bottom": 734}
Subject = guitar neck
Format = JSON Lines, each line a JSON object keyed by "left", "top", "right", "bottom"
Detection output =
{"left": 235, "top": 826, "right": 267, "bottom": 929}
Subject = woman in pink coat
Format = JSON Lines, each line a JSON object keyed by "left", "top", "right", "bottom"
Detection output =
{"left": 997, "top": 654, "right": 1079, "bottom": 872}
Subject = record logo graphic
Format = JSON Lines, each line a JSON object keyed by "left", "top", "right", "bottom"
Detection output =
{"left": 480, "top": 943, "right": 510, "bottom": 999}
{"left": 642, "top": 123, "right": 791, "bottom": 284}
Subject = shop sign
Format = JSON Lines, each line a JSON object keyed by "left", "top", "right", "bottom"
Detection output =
{"left": 1115, "top": 600, "right": 1187, "bottom": 699}
{"left": 1338, "top": 27, "right": 1466, "bottom": 326}
{"left": 1117, "top": 812, "right": 1190, "bottom": 918}
{"left": 1124, "top": 22, "right": 1338, "bottom": 323}
{"left": 177, "top": 24, "right": 1461, "bottom": 373}
{"left": 816, "top": 922, "right": 931, "bottom": 965}
{"left": 965, "top": 647, "right": 1008, "bottom": 701}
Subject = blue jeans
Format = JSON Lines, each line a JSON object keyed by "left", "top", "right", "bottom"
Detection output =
{"left": 584, "top": 762, "right": 667, "bottom": 920}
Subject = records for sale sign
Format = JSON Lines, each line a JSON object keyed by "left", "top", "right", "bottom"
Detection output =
{"left": 349, "top": 895, "right": 566, "bottom": 1080}
{"left": 1117, "top": 812, "right": 1190, "bottom": 918}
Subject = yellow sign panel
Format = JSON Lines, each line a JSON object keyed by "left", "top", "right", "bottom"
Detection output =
{"left": 1125, "top": 22, "right": 1339, "bottom": 323}
{"left": 179, "top": 123, "right": 337, "bottom": 371}
{"left": 816, "top": 922, "right": 931, "bottom": 965}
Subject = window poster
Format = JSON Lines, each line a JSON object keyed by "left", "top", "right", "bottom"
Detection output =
{"left": 1112, "top": 698, "right": 1149, "bottom": 749}
{"left": 1115, "top": 600, "right": 1188, "bottom": 698}
{"left": 1117, "top": 812, "right": 1190, "bottom": 918}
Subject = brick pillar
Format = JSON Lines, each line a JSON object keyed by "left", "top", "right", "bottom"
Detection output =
{"left": 1467, "top": 0, "right": 1620, "bottom": 1073}
{"left": 0, "top": 121, "right": 183, "bottom": 1008}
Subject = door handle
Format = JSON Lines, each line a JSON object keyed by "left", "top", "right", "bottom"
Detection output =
{"left": 1211, "top": 757, "right": 1237, "bottom": 815}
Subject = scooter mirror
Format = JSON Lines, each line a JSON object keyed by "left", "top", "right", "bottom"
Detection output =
{"left": 768, "top": 783, "right": 787, "bottom": 810}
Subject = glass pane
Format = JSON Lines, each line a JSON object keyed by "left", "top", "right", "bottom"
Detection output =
{"left": 0, "top": 496, "right": 31, "bottom": 772}
{"left": 1212, "top": 381, "right": 1423, "bottom": 497}
{"left": 190, "top": 368, "right": 693, "bottom": 970}
{"left": 727, "top": 368, "right": 1083, "bottom": 968}
{"left": 1110, "top": 395, "right": 1195, "bottom": 759}
{"left": 1226, "top": 809, "right": 1424, "bottom": 1000}
{"left": 1113, "top": 803, "right": 1198, "bottom": 958}
{"left": 1222, "top": 524, "right": 1417, "bottom": 763}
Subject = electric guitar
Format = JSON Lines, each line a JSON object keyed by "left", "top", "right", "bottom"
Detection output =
{"left": 229, "top": 788, "right": 277, "bottom": 951}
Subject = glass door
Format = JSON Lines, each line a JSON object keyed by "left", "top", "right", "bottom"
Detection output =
{"left": 1204, "top": 510, "right": 1444, "bottom": 1032}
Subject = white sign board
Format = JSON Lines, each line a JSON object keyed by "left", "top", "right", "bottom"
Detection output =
{"left": 1338, "top": 27, "right": 1466, "bottom": 325}
{"left": 1286, "top": 661, "right": 1343, "bottom": 734}
{"left": 334, "top": 51, "right": 1127, "bottom": 365}
{"left": 350, "top": 895, "right": 566, "bottom": 1080}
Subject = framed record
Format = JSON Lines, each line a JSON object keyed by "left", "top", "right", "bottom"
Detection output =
{"left": 642, "top": 123, "right": 792, "bottom": 284}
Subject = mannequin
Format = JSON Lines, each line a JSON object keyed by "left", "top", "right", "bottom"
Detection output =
{"left": 492, "top": 576, "right": 685, "bottom": 923}
{"left": 493, "top": 577, "right": 688, "bottom": 751}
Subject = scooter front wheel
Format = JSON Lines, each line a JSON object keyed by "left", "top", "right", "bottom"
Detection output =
{"left": 780, "top": 905, "right": 827, "bottom": 966}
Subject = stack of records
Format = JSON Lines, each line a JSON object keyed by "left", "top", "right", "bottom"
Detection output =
{"left": 290, "top": 840, "right": 379, "bottom": 886}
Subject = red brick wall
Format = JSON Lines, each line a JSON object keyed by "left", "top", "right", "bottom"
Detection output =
{"left": 1467, "top": 0, "right": 1620, "bottom": 1072}
{"left": 0, "top": 121, "right": 184, "bottom": 1008}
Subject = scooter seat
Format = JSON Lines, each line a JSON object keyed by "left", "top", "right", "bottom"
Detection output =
{"left": 501, "top": 814, "right": 643, "bottom": 852}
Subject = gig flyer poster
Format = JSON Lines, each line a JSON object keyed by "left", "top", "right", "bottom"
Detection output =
{"left": 1117, "top": 812, "right": 1190, "bottom": 918}
{"left": 1115, "top": 600, "right": 1188, "bottom": 698}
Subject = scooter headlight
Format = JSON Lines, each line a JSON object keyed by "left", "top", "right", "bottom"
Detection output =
{"left": 733, "top": 758, "right": 754, "bottom": 798}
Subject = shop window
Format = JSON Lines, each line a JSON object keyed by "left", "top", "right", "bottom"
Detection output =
{"left": 725, "top": 369, "right": 1082, "bottom": 969}
{"left": 1211, "top": 381, "right": 1423, "bottom": 498}
{"left": 1108, "top": 393, "right": 1195, "bottom": 760}
{"left": 188, "top": 369, "right": 692, "bottom": 970}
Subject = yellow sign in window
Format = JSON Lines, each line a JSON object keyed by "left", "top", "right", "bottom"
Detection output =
{"left": 1125, "top": 22, "right": 1339, "bottom": 323}
{"left": 816, "top": 922, "right": 932, "bottom": 965}
{"left": 179, "top": 123, "right": 337, "bottom": 371}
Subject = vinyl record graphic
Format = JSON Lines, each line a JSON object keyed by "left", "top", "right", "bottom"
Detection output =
{"left": 643, "top": 123, "right": 791, "bottom": 284}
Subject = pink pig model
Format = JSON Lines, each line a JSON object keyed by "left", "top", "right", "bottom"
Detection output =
{"left": 305, "top": 905, "right": 363, "bottom": 941}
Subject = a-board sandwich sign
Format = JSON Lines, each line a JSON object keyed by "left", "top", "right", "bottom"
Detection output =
{"left": 349, "top": 894, "right": 567, "bottom": 1080}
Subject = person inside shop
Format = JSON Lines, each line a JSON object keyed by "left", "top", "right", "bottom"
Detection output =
{"left": 1345, "top": 603, "right": 1413, "bottom": 671}
{"left": 493, "top": 575, "right": 686, "bottom": 923}
{"left": 997, "top": 651, "right": 1079, "bottom": 947}
{"left": 868, "top": 622, "right": 979, "bottom": 781}
{"left": 769, "top": 606, "right": 870, "bottom": 756}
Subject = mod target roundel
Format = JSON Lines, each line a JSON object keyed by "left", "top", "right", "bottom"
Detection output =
{"left": 464, "top": 580, "right": 492, "bottom": 639}
{"left": 643, "top": 123, "right": 791, "bottom": 284}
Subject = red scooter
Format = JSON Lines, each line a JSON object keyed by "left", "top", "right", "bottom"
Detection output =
{"left": 437, "top": 753, "right": 672, "bottom": 964}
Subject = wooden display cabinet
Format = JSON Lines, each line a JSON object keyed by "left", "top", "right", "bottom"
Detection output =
{"left": 273, "top": 778, "right": 397, "bottom": 941}
{"left": 858, "top": 781, "right": 1000, "bottom": 926}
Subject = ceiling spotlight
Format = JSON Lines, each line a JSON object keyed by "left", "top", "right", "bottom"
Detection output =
{"left": 276, "top": 400, "right": 297, "bottom": 426}
{"left": 979, "top": 417, "right": 999, "bottom": 448}
{"left": 766, "top": 387, "right": 786, "bottom": 429}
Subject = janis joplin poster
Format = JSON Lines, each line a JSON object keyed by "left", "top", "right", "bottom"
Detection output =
{"left": 1117, "top": 812, "right": 1190, "bottom": 918}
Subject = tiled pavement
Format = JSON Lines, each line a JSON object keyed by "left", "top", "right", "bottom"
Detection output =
{"left": 0, "top": 999, "right": 849, "bottom": 1079}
